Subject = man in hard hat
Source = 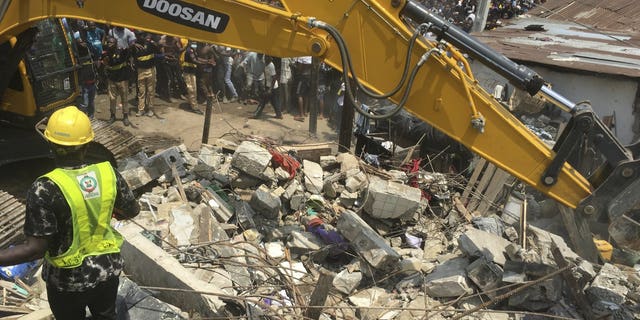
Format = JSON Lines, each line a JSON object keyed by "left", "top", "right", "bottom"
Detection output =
{"left": 0, "top": 106, "right": 140, "bottom": 319}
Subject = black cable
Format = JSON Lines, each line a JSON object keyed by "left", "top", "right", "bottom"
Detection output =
{"left": 311, "top": 20, "right": 436, "bottom": 120}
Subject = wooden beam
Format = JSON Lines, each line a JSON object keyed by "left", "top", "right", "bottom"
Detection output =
{"left": 304, "top": 269, "right": 335, "bottom": 320}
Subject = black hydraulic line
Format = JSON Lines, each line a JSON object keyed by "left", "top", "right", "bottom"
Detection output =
{"left": 401, "top": 0, "right": 545, "bottom": 96}
{"left": 311, "top": 20, "right": 430, "bottom": 120}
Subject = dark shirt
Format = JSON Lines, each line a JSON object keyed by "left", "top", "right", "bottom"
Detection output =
{"left": 24, "top": 167, "right": 138, "bottom": 292}
{"left": 103, "top": 48, "right": 130, "bottom": 82}
{"left": 133, "top": 41, "right": 159, "bottom": 70}
{"left": 182, "top": 46, "right": 198, "bottom": 74}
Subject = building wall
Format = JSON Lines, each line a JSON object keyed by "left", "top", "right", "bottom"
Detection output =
{"left": 470, "top": 61, "right": 640, "bottom": 144}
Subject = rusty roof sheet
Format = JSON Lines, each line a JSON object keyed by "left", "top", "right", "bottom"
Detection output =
{"left": 471, "top": 17, "right": 640, "bottom": 78}
{"left": 530, "top": 0, "right": 640, "bottom": 32}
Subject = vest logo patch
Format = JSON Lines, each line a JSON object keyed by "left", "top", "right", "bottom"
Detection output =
{"left": 77, "top": 171, "right": 101, "bottom": 199}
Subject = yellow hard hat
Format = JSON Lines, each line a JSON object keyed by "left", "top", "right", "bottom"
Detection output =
{"left": 44, "top": 106, "right": 94, "bottom": 146}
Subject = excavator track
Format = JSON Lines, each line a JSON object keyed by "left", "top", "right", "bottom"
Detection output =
{"left": 0, "top": 120, "right": 145, "bottom": 247}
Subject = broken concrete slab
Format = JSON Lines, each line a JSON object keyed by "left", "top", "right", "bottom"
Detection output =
{"left": 198, "top": 144, "right": 224, "bottom": 168}
{"left": 287, "top": 231, "right": 323, "bottom": 255}
{"left": 344, "top": 171, "right": 368, "bottom": 193}
{"left": 586, "top": 263, "right": 629, "bottom": 305}
{"left": 424, "top": 257, "right": 474, "bottom": 298}
{"left": 230, "top": 141, "right": 272, "bottom": 178}
{"left": 457, "top": 228, "right": 511, "bottom": 266}
{"left": 338, "top": 190, "right": 358, "bottom": 208}
{"left": 337, "top": 210, "right": 401, "bottom": 271}
{"left": 363, "top": 176, "right": 422, "bottom": 219}
{"left": 466, "top": 257, "right": 504, "bottom": 297}
{"left": 332, "top": 269, "right": 362, "bottom": 295}
{"left": 120, "top": 224, "right": 226, "bottom": 317}
{"left": 249, "top": 185, "right": 282, "bottom": 220}
{"left": 121, "top": 166, "right": 153, "bottom": 190}
{"left": 169, "top": 204, "right": 196, "bottom": 247}
{"left": 303, "top": 159, "right": 324, "bottom": 194}
{"left": 336, "top": 153, "right": 360, "bottom": 173}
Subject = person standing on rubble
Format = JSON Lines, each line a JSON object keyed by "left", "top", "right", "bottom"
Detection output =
{"left": 0, "top": 106, "right": 140, "bottom": 319}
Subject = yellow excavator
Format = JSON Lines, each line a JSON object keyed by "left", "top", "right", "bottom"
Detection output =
{"left": 0, "top": 0, "right": 638, "bottom": 259}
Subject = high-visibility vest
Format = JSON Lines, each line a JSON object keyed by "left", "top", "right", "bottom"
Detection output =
{"left": 42, "top": 161, "right": 123, "bottom": 268}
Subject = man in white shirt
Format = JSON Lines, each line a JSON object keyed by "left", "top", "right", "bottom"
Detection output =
{"left": 252, "top": 56, "right": 282, "bottom": 119}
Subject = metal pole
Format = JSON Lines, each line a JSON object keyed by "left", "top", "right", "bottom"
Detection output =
{"left": 309, "top": 57, "right": 319, "bottom": 135}
{"left": 338, "top": 79, "right": 355, "bottom": 153}
{"left": 201, "top": 96, "right": 213, "bottom": 144}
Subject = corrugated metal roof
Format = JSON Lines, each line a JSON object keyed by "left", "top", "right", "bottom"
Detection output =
{"left": 530, "top": 0, "right": 640, "bottom": 32}
{"left": 471, "top": 17, "right": 640, "bottom": 78}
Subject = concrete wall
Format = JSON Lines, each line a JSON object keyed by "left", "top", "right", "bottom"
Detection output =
{"left": 470, "top": 61, "right": 640, "bottom": 144}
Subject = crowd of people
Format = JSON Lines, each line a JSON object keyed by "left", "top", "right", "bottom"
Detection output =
{"left": 419, "top": 0, "right": 546, "bottom": 31}
{"left": 67, "top": 17, "right": 345, "bottom": 127}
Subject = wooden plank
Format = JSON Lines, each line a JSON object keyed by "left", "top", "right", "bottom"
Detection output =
{"left": 558, "top": 204, "right": 599, "bottom": 263}
{"left": 281, "top": 143, "right": 333, "bottom": 163}
{"left": 467, "top": 162, "right": 497, "bottom": 212}
{"left": 461, "top": 158, "right": 486, "bottom": 203}
{"left": 304, "top": 270, "right": 335, "bottom": 320}
{"left": 475, "top": 168, "right": 511, "bottom": 215}
{"left": 453, "top": 195, "right": 473, "bottom": 222}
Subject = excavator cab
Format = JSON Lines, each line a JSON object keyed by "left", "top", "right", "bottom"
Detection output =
{"left": 0, "top": 18, "right": 81, "bottom": 166}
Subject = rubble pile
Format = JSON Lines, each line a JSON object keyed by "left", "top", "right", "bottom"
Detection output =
{"left": 119, "top": 136, "right": 640, "bottom": 319}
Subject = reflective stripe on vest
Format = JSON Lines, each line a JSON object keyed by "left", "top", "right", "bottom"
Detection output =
{"left": 106, "top": 62, "right": 126, "bottom": 71}
{"left": 137, "top": 54, "right": 154, "bottom": 61}
{"left": 181, "top": 62, "right": 196, "bottom": 68}
{"left": 82, "top": 60, "right": 93, "bottom": 66}
{"left": 42, "top": 162, "right": 123, "bottom": 268}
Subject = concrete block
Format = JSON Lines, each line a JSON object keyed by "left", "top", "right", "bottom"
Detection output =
{"left": 502, "top": 260, "right": 527, "bottom": 283}
{"left": 193, "top": 267, "right": 235, "bottom": 296}
{"left": 320, "top": 155, "right": 338, "bottom": 169}
{"left": 287, "top": 231, "right": 323, "bottom": 254}
{"left": 424, "top": 257, "right": 473, "bottom": 298}
{"left": 337, "top": 210, "right": 401, "bottom": 271}
{"left": 198, "top": 144, "right": 224, "bottom": 168}
{"left": 279, "top": 261, "right": 307, "bottom": 285}
{"left": 231, "top": 141, "right": 272, "bottom": 178}
{"left": 586, "top": 263, "right": 629, "bottom": 305}
{"left": 274, "top": 167, "right": 290, "bottom": 181}
{"left": 249, "top": 185, "right": 282, "bottom": 219}
{"left": 508, "top": 277, "right": 562, "bottom": 311}
{"left": 120, "top": 166, "right": 153, "bottom": 190}
{"left": 233, "top": 200, "right": 256, "bottom": 230}
{"left": 169, "top": 204, "right": 196, "bottom": 246}
{"left": 344, "top": 171, "right": 367, "bottom": 193}
{"left": 339, "top": 190, "right": 358, "bottom": 208}
{"left": 290, "top": 193, "right": 306, "bottom": 211}
{"left": 466, "top": 257, "right": 503, "bottom": 297}
{"left": 120, "top": 224, "right": 225, "bottom": 317}
{"left": 336, "top": 153, "right": 360, "bottom": 173}
{"left": 348, "top": 287, "right": 389, "bottom": 308}
{"left": 363, "top": 176, "right": 422, "bottom": 219}
{"left": 264, "top": 242, "right": 285, "bottom": 259}
{"left": 141, "top": 146, "right": 186, "bottom": 182}
{"left": 230, "top": 171, "right": 263, "bottom": 189}
{"left": 303, "top": 159, "right": 324, "bottom": 194}
{"left": 323, "top": 181, "right": 338, "bottom": 199}
{"left": 333, "top": 269, "right": 362, "bottom": 295}
{"left": 282, "top": 179, "right": 303, "bottom": 201}
{"left": 457, "top": 228, "right": 510, "bottom": 266}
{"left": 264, "top": 225, "right": 305, "bottom": 241}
